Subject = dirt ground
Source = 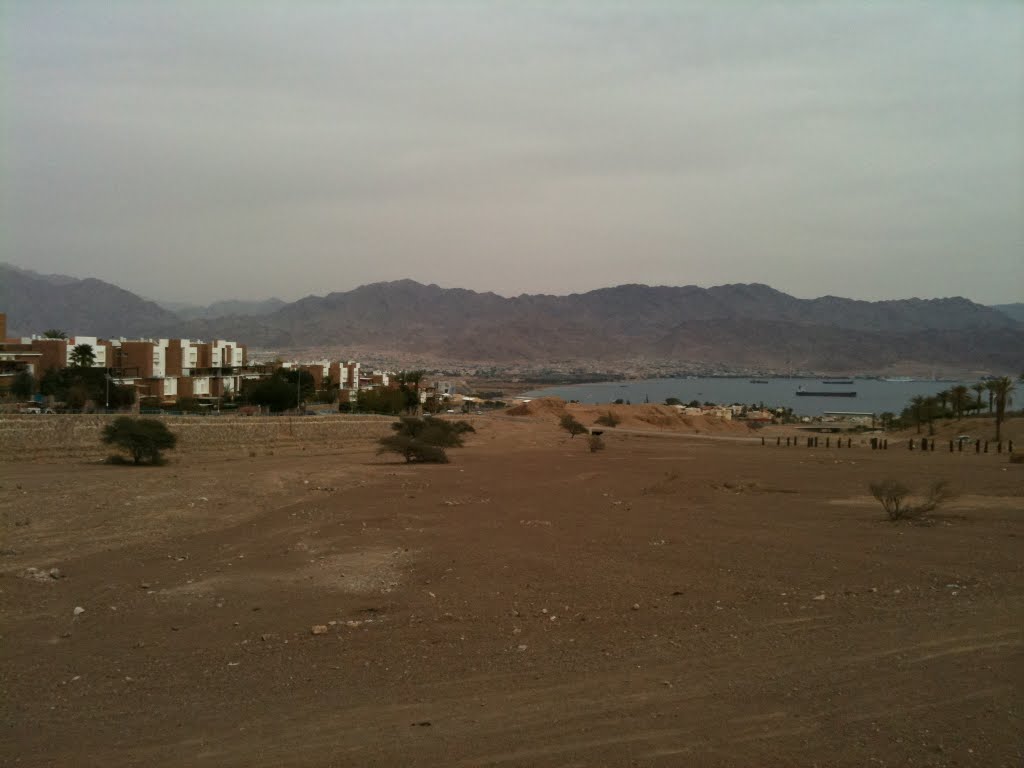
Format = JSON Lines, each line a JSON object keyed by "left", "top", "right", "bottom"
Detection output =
{"left": 2, "top": 414, "right": 1022, "bottom": 767}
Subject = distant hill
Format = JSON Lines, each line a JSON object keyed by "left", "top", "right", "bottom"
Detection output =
{"left": 993, "top": 303, "right": 1024, "bottom": 323}
{"left": 158, "top": 298, "right": 287, "bottom": 321}
{"left": 168, "top": 280, "right": 1023, "bottom": 371}
{"left": 0, "top": 263, "right": 180, "bottom": 338}
{"left": 2, "top": 265, "right": 1021, "bottom": 371}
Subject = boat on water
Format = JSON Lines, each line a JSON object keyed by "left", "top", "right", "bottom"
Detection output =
{"left": 796, "top": 386, "right": 856, "bottom": 397}
{"left": 821, "top": 379, "right": 854, "bottom": 385}
{"left": 882, "top": 376, "right": 914, "bottom": 382}
{"left": 749, "top": 379, "right": 769, "bottom": 384}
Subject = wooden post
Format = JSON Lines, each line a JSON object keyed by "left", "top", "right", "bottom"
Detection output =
{"left": 984, "top": 441, "right": 989, "bottom": 453}
{"left": 930, "top": 439, "right": 935, "bottom": 452}
{"left": 976, "top": 439, "right": 980, "bottom": 453}
{"left": 883, "top": 439, "right": 888, "bottom": 450}
{"left": 909, "top": 439, "right": 914, "bottom": 451}
{"left": 762, "top": 436, "right": 765, "bottom": 446}
{"left": 997, "top": 442, "right": 1002, "bottom": 454}
{"left": 776, "top": 436, "right": 781, "bottom": 446}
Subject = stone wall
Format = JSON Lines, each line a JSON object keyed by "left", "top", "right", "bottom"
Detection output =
{"left": 0, "top": 414, "right": 396, "bottom": 462}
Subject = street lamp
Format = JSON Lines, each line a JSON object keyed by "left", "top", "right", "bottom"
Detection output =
{"left": 105, "top": 368, "right": 111, "bottom": 410}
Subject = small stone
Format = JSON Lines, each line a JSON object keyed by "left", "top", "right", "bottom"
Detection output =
{"left": 139, "top": 583, "right": 151, "bottom": 590}
{"left": 517, "top": 644, "right": 528, "bottom": 652}
{"left": 631, "top": 603, "right": 641, "bottom": 611}
{"left": 49, "top": 568, "right": 64, "bottom": 579}
{"left": 812, "top": 594, "right": 826, "bottom": 601}
{"left": 311, "top": 625, "right": 329, "bottom": 635}
{"left": 260, "top": 633, "right": 274, "bottom": 642}
{"left": 73, "top": 606, "right": 85, "bottom": 616}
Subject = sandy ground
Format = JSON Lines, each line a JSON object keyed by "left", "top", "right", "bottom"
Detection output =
{"left": 2, "top": 413, "right": 1022, "bottom": 767}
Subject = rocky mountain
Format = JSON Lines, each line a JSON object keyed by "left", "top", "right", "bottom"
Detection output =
{"left": 158, "top": 298, "right": 287, "bottom": 321}
{"left": 0, "top": 263, "right": 180, "bottom": 338}
{"left": 169, "top": 280, "right": 1022, "bottom": 371}
{"left": 2, "top": 265, "right": 1021, "bottom": 371}
{"left": 993, "top": 303, "right": 1024, "bottom": 323}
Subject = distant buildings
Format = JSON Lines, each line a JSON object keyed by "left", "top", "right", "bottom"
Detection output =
{"left": 0, "top": 311, "right": 419, "bottom": 410}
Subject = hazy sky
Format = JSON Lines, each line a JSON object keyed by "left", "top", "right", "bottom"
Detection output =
{"left": 2, "top": 1, "right": 1022, "bottom": 305}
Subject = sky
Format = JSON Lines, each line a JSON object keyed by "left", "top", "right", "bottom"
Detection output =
{"left": 2, "top": 1, "right": 1022, "bottom": 306}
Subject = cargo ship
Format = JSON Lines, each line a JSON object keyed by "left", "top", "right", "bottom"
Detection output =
{"left": 796, "top": 386, "right": 856, "bottom": 397}
{"left": 821, "top": 379, "right": 854, "bottom": 385}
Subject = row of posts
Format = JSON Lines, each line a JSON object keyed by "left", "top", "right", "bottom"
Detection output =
{"left": 760, "top": 435, "right": 1014, "bottom": 453}
{"left": 765, "top": 436, "right": 857, "bottom": 448}
{"left": 908, "top": 437, "right": 1013, "bottom": 454}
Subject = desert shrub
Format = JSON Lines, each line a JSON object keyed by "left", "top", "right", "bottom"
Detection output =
{"left": 377, "top": 435, "right": 450, "bottom": 464}
{"left": 588, "top": 435, "right": 606, "bottom": 452}
{"left": 869, "top": 478, "right": 956, "bottom": 521}
{"left": 102, "top": 417, "right": 177, "bottom": 465}
{"left": 595, "top": 411, "right": 621, "bottom": 428}
{"left": 378, "top": 416, "right": 471, "bottom": 463}
{"left": 559, "top": 413, "right": 588, "bottom": 439}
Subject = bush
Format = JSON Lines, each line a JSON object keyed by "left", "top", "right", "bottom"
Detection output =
{"left": 377, "top": 435, "right": 450, "bottom": 463}
{"left": 377, "top": 416, "right": 473, "bottom": 463}
{"left": 559, "top": 413, "right": 588, "bottom": 439}
{"left": 588, "top": 435, "right": 606, "bottom": 452}
{"left": 102, "top": 417, "right": 177, "bottom": 465}
{"left": 869, "top": 478, "right": 956, "bottom": 521}
{"left": 595, "top": 411, "right": 621, "bottom": 428}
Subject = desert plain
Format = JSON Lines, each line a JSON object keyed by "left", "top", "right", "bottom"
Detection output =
{"left": 1, "top": 405, "right": 1021, "bottom": 767}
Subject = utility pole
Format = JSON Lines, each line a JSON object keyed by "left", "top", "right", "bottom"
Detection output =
{"left": 105, "top": 368, "right": 111, "bottom": 410}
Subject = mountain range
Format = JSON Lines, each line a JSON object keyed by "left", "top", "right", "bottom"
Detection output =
{"left": 2, "top": 262, "right": 1021, "bottom": 372}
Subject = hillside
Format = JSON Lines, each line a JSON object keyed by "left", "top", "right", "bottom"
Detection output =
{"left": 1, "top": 265, "right": 1021, "bottom": 371}
{"left": 0, "top": 263, "right": 179, "bottom": 338}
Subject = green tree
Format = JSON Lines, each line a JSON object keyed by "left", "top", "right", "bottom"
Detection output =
{"left": 243, "top": 372, "right": 298, "bottom": 413}
{"left": 595, "top": 411, "right": 621, "bottom": 427}
{"left": 949, "top": 385, "right": 969, "bottom": 421}
{"left": 985, "top": 380, "right": 997, "bottom": 414}
{"left": 936, "top": 389, "right": 950, "bottom": 417}
{"left": 879, "top": 411, "right": 895, "bottom": 431}
{"left": 909, "top": 395, "right": 926, "bottom": 434}
{"left": 559, "top": 413, "right": 588, "bottom": 439}
{"left": 102, "top": 417, "right": 177, "bottom": 465}
{"left": 923, "top": 396, "right": 938, "bottom": 435}
{"left": 11, "top": 370, "right": 35, "bottom": 400}
{"left": 69, "top": 343, "right": 96, "bottom": 368}
{"left": 990, "top": 376, "right": 1015, "bottom": 443}
{"left": 354, "top": 386, "right": 405, "bottom": 415}
{"left": 42, "top": 329, "right": 67, "bottom": 339}
{"left": 377, "top": 416, "right": 474, "bottom": 463}
{"left": 971, "top": 382, "right": 986, "bottom": 413}
{"left": 395, "top": 370, "right": 425, "bottom": 414}
{"left": 664, "top": 397, "right": 682, "bottom": 406}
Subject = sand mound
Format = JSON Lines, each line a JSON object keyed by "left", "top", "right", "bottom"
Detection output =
{"left": 505, "top": 397, "right": 569, "bottom": 420}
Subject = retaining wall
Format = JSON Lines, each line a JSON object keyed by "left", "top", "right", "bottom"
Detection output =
{"left": 0, "top": 414, "right": 396, "bottom": 462}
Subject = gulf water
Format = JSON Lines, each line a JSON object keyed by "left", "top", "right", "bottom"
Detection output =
{"left": 521, "top": 377, "right": 976, "bottom": 417}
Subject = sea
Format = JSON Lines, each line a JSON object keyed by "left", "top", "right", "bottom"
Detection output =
{"left": 520, "top": 377, "right": 973, "bottom": 417}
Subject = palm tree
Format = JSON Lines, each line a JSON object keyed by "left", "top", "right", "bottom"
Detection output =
{"left": 985, "top": 380, "right": 997, "bottom": 415}
{"left": 936, "top": 389, "right": 951, "bottom": 417}
{"left": 950, "top": 385, "right": 969, "bottom": 421}
{"left": 990, "top": 377, "right": 1015, "bottom": 443}
{"left": 909, "top": 395, "right": 926, "bottom": 434}
{"left": 924, "top": 396, "right": 938, "bottom": 436}
{"left": 42, "top": 329, "right": 67, "bottom": 339}
{"left": 69, "top": 343, "right": 96, "bottom": 368}
{"left": 971, "top": 382, "right": 986, "bottom": 413}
